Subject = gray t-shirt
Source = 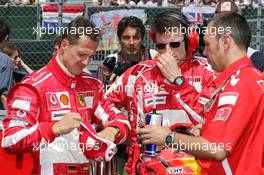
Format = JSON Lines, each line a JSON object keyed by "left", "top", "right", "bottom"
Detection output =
{"left": 0, "top": 52, "right": 13, "bottom": 109}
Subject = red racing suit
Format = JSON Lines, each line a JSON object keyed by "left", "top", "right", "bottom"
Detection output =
{"left": 104, "top": 55, "right": 216, "bottom": 174}
{"left": 1, "top": 54, "right": 130, "bottom": 175}
{"left": 199, "top": 56, "right": 264, "bottom": 175}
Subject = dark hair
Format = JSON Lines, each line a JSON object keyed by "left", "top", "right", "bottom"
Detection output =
{"left": 212, "top": 13, "right": 251, "bottom": 49}
{"left": 117, "top": 16, "right": 145, "bottom": 40}
{"left": 152, "top": 11, "right": 189, "bottom": 50}
{"left": 0, "top": 43, "right": 21, "bottom": 58}
{"left": 60, "top": 16, "right": 100, "bottom": 45}
{"left": 0, "top": 20, "right": 10, "bottom": 43}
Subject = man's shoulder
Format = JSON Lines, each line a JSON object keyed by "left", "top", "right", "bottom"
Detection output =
{"left": 247, "top": 47, "right": 258, "bottom": 57}
{"left": 126, "top": 60, "right": 155, "bottom": 76}
{"left": 193, "top": 56, "right": 209, "bottom": 65}
{"left": 229, "top": 67, "right": 264, "bottom": 93}
{"left": 240, "top": 66, "right": 263, "bottom": 79}
{"left": 19, "top": 66, "right": 52, "bottom": 87}
{"left": 0, "top": 51, "right": 11, "bottom": 66}
{"left": 0, "top": 52, "right": 12, "bottom": 76}
{"left": 249, "top": 50, "right": 264, "bottom": 72}
{"left": 7, "top": 67, "right": 51, "bottom": 98}
{"left": 0, "top": 51, "right": 10, "bottom": 60}
{"left": 192, "top": 56, "right": 214, "bottom": 73}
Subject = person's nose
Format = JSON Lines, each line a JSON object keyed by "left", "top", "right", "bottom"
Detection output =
{"left": 165, "top": 44, "right": 173, "bottom": 54}
{"left": 82, "top": 57, "right": 91, "bottom": 66}
{"left": 128, "top": 37, "right": 135, "bottom": 45}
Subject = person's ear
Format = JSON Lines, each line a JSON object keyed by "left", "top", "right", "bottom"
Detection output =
{"left": 60, "top": 38, "right": 70, "bottom": 52}
{"left": 221, "top": 34, "right": 231, "bottom": 51}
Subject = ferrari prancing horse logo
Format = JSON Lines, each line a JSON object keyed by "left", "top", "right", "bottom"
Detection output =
{"left": 77, "top": 94, "right": 85, "bottom": 107}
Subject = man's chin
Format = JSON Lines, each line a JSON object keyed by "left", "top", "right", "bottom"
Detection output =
{"left": 126, "top": 50, "right": 139, "bottom": 55}
{"left": 71, "top": 69, "right": 83, "bottom": 76}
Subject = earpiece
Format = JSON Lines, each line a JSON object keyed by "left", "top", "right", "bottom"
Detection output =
{"left": 148, "top": 28, "right": 156, "bottom": 44}
{"left": 188, "top": 30, "right": 199, "bottom": 53}
{"left": 149, "top": 11, "right": 199, "bottom": 53}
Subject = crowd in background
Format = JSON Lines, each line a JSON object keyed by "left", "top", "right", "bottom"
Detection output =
{"left": 0, "top": 0, "right": 264, "bottom": 172}
{"left": 1, "top": 0, "right": 264, "bottom": 7}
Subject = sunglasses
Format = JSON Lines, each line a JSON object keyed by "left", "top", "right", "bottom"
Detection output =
{"left": 155, "top": 39, "right": 184, "bottom": 50}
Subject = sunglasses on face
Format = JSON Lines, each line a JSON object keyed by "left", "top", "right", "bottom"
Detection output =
{"left": 155, "top": 39, "right": 184, "bottom": 50}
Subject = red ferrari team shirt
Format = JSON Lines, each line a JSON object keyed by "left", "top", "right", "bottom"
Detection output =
{"left": 200, "top": 56, "right": 264, "bottom": 175}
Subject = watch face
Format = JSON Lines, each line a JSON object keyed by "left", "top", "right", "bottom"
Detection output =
{"left": 166, "top": 133, "right": 173, "bottom": 146}
{"left": 174, "top": 76, "right": 184, "bottom": 86}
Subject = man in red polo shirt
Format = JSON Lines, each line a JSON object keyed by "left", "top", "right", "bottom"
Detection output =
{"left": 138, "top": 13, "right": 264, "bottom": 175}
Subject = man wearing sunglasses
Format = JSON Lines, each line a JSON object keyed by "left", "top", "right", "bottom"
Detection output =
{"left": 138, "top": 13, "right": 264, "bottom": 175}
{"left": 103, "top": 11, "right": 215, "bottom": 174}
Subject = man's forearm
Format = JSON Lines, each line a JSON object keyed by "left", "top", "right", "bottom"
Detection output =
{"left": 173, "top": 133, "right": 227, "bottom": 160}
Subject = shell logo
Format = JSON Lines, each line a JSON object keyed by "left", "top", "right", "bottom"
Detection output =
{"left": 60, "top": 94, "right": 69, "bottom": 105}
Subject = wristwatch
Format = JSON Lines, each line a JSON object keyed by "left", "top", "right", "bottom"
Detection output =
{"left": 165, "top": 132, "right": 175, "bottom": 147}
{"left": 173, "top": 76, "right": 185, "bottom": 86}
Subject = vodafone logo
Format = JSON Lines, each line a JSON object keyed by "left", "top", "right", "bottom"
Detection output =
{"left": 16, "top": 110, "right": 27, "bottom": 118}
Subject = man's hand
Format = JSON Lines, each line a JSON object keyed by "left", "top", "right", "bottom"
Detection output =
{"left": 1, "top": 94, "right": 7, "bottom": 110}
{"left": 96, "top": 127, "right": 119, "bottom": 143}
{"left": 157, "top": 53, "right": 182, "bottom": 83}
{"left": 108, "top": 73, "right": 118, "bottom": 85}
{"left": 189, "top": 123, "right": 203, "bottom": 136}
{"left": 52, "top": 112, "right": 82, "bottom": 136}
{"left": 137, "top": 125, "right": 171, "bottom": 145}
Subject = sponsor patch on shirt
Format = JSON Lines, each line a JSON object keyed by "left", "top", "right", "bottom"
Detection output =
{"left": 213, "top": 107, "right": 232, "bottom": 121}
{"left": 185, "top": 76, "right": 202, "bottom": 83}
{"left": 8, "top": 118, "right": 29, "bottom": 128}
{"left": 85, "top": 96, "right": 93, "bottom": 108}
{"left": 16, "top": 110, "right": 27, "bottom": 118}
{"left": 257, "top": 80, "right": 264, "bottom": 92}
{"left": 145, "top": 96, "right": 166, "bottom": 107}
{"left": 46, "top": 91, "right": 70, "bottom": 110}
{"left": 186, "top": 76, "right": 202, "bottom": 92}
{"left": 166, "top": 167, "right": 184, "bottom": 174}
{"left": 51, "top": 110, "right": 70, "bottom": 121}
{"left": 143, "top": 82, "right": 157, "bottom": 95}
{"left": 11, "top": 96, "right": 32, "bottom": 111}
{"left": 142, "top": 82, "right": 167, "bottom": 96}
{"left": 156, "top": 85, "right": 169, "bottom": 95}
{"left": 218, "top": 92, "right": 239, "bottom": 107}
{"left": 77, "top": 91, "right": 94, "bottom": 109}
